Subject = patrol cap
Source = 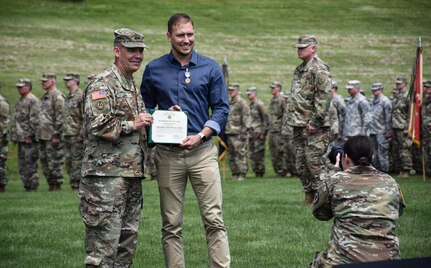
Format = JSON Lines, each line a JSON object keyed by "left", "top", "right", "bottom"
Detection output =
{"left": 114, "top": 28, "right": 148, "bottom": 49}
{"left": 228, "top": 82, "right": 240, "bottom": 90}
{"left": 346, "top": 80, "right": 360, "bottom": 89}
{"left": 270, "top": 81, "right": 282, "bottom": 88}
{"left": 395, "top": 77, "right": 407, "bottom": 84}
{"left": 371, "top": 82, "right": 383, "bottom": 91}
{"left": 294, "top": 35, "right": 317, "bottom": 48}
{"left": 16, "top": 78, "right": 32, "bottom": 87}
{"left": 331, "top": 80, "right": 337, "bottom": 88}
{"left": 423, "top": 80, "right": 431, "bottom": 88}
{"left": 246, "top": 86, "right": 257, "bottom": 94}
{"left": 40, "top": 73, "right": 57, "bottom": 81}
{"left": 63, "top": 73, "right": 80, "bottom": 81}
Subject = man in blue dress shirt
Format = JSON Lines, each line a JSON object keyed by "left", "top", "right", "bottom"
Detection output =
{"left": 140, "top": 13, "right": 231, "bottom": 268}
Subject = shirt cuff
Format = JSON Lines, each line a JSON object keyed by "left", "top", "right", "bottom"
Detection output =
{"left": 204, "top": 120, "right": 221, "bottom": 135}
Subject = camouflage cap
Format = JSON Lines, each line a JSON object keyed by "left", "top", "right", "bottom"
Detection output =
{"left": 423, "top": 80, "right": 431, "bottom": 88}
{"left": 63, "top": 73, "right": 80, "bottom": 81}
{"left": 270, "top": 81, "right": 282, "bottom": 88}
{"left": 331, "top": 80, "right": 337, "bottom": 88}
{"left": 371, "top": 82, "right": 383, "bottom": 91}
{"left": 16, "top": 78, "right": 32, "bottom": 87}
{"left": 40, "top": 73, "right": 57, "bottom": 81}
{"left": 346, "top": 80, "right": 360, "bottom": 89}
{"left": 114, "top": 28, "right": 148, "bottom": 49}
{"left": 246, "top": 86, "right": 257, "bottom": 94}
{"left": 395, "top": 77, "right": 407, "bottom": 84}
{"left": 294, "top": 35, "right": 317, "bottom": 48}
{"left": 228, "top": 82, "right": 240, "bottom": 90}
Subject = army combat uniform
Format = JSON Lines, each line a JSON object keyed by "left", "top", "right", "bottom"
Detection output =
{"left": 38, "top": 74, "right": 66, "bottom": 190}
{"left": 63, "top": 75, "right": 84, "bottom": 191}
{"left": 369, "top": 84, "right": 392, "bottom": 173}
{"left": 310, "top": 165, "right": 405, "bottom": 267}
{"left": 225, "top": 90, "right": 250, "bottom": 180}
{"left": 80, "top": 63, "right": 147, "bottom": 267}
{"left": 0, "top": 94, "right": 9, "bottom": 191}
{"left": 248, "top": 89, "right": 268, "bottom": 177}
{"left": 11, "top": 80, "right": 41, "bottom": 191}
{"left": 285, "top": 54, "right": 332, "bottom": 194}
{"left": 343, "top": 91, "right": 371, "bottom": 139}
{"left": 268, "top": 87, "right": 287, "bottom": 177}
{"left": 422, "top": 81, "right": 431, "bottom": 177}
{"left": 391, "top": 84, "right": 413, "bottom": 174}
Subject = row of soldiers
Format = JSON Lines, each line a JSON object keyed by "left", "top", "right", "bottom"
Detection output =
{"left": 224, "top": 78, "right": 431, "bottom": 180}
{"left": 0, "top": 73, "right": 84, "bottom": 192}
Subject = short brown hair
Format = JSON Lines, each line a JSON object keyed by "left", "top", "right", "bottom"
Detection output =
{"left": 167, "top": 13, "right": 194, "bottom": 33}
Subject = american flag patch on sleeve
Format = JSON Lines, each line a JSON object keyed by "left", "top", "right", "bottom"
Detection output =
{"left": 91, "top": 91, "right": 107, "bottom": 100}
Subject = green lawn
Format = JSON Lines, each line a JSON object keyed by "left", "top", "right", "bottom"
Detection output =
{"left": 1, "top": 168, "right": 430, "bottom": 267}
{"left": 1, "top": 0, "right": 431, "bottom": 267}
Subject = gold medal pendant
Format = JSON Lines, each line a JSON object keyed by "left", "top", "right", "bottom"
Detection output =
{"left": 185, "top": 77, "right": 191, "bottom": 84}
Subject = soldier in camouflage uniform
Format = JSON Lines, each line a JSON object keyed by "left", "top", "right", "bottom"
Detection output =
{"left": 269, "top": 81, "right": 287, "bottom": 177}
{"left": 310, "top": 135, "right": 405, "bottom": 267}
{"left": 0, "top": 92, "right": 9, "bottom": 193}
{"left": 63, "top": 73, "right": 84, "bottom": 191}
{"left": 225, "top": 83, "right": 250, "bottom": 180}
{"left": 37, "top": 73, "right": 66, "bottom": 191}
{"left": 144, "top": 146, "right": 157, "bottom": 181}
{"left": 343, "top": 80, "right": 372, "bottom": 139}
{"left": 246, "top": 86, "right": 268, "bottom": 177}
{"left": 281, "top": 93, "right": 296, "bottom": 177}
{"left": 369, "top": 83, "right": 392, "bottom": 173}
{"left": 330, "top": 81, "right": 346, "bottom": 145}
{"left": 11, "top": 78, "right": 41, "bottom": 192}
{"left": 422, "top": 80, "right": 431, "bottom": 178}
{"left": 390, "top": 77, "right": 413, "bottom": 177}
{"left": 285, "top": 35, "right": 332, "bottom": 205}
{"left": 79, "top": 28, "right": 152, "bottom": 267}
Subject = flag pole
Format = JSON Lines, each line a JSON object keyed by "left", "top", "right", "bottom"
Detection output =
{"left": 418, "top": 36, "right": 426, "bottom": 182}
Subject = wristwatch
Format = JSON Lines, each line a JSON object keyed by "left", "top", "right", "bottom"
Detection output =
{"left": 197, "top": 132, "right": 207, "bottom": 143}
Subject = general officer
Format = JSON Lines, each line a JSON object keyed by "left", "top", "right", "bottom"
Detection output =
{"left": 79, "top": 28, "right": 152, "bottom": 267}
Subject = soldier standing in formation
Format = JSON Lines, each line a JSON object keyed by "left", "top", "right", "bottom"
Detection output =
{"left": 79, "top": 28, "right": 152, "bottom": 267}
{"left": 330, "top": 81, "right": 346, "bottom": 145}
{"left": 310, "top": 135, "right": 405, "bottom": 267}
{"left": 0, "top": 90, "right": 9, "bottom": 193}
{"left": 37, "top": 73, "right": 65, "bottom": 192}
{"left": 11, "top": 78, "right": 41, "bottom": 192}
{"left": 391, "top": 77, "right": 413, "bottom": 177}
{"left": 225, "top": 83, "right": 250, "bottom": 181}
{"left": 369, "top": 82, "right": 392, "bottom": 173}
{"left": 285, "top": 35, "right": 332, "bottom": 205}
{"left": 246, "top": 86, "right": 268, "bottom": 178}
{"left": 268, "top": 81, "right": 287, "bottom": 177}
{"left": 281, "top": 93, "right": 296, "bottom": 177}
{"left": 63, "top": 73, "right": 84, "bottom": 191}
{"left": 343, "top": 80, "right": 371, "bottom": 139}
{"left": 422, "top": 80, "right": 431, "bottom": 177}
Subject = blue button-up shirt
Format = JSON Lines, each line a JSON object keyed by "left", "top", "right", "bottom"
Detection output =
{"left": 140, "top": 50, "right": 229, "bottom": 136}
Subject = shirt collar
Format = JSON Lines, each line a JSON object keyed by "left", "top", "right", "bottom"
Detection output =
{"left": 168, "top": 49, "right": 198, "bottom": 67}
{"left": 111, "top": 64, "right": 132, "bottom": 90}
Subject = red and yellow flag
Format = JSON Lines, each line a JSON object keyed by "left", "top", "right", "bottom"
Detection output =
{"left": 408, "top": 37, "right": 423, "bottom": 146}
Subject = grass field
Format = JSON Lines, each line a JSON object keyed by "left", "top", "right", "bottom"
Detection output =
{"left": 1, "top": 0, "right": 431, "bottom": 267}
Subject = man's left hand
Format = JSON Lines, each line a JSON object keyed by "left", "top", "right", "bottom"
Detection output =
{"left": 180, "top": 134, "right": 202, "bottom": 150}
{"left": 306, "top": 123, "right": 317, "bottom": 134}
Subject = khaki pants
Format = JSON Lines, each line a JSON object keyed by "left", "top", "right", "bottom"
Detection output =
{"left": 154, "top": 141, "right": 231, "bottom": 268}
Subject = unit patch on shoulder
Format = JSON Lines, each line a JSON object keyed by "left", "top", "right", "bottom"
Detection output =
{"left": 92, "top": 91, "right": 107, "bottom": 100}
{"left": 95, "top": 100, "right": 105, "bottom": 110}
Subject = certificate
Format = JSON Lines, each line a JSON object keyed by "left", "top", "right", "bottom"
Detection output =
{"left": 149, "top": 110, "right": 188, "bottom": 144}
